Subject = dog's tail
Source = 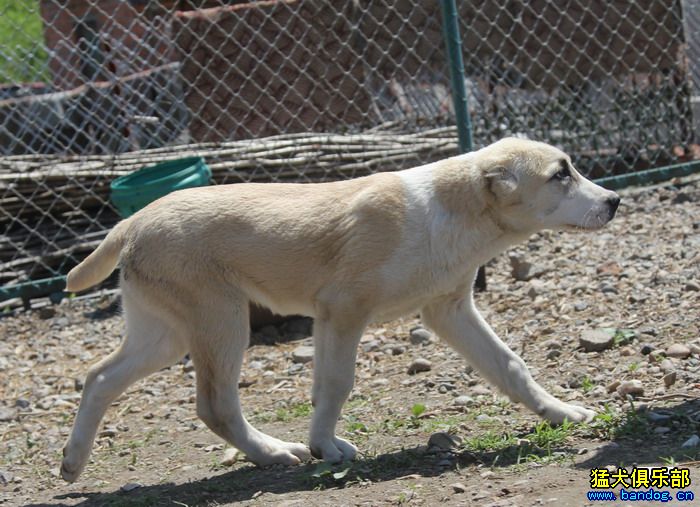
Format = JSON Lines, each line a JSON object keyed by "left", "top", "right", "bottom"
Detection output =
{"left": 65, "top": 218, "right": 132, "bottom": 292}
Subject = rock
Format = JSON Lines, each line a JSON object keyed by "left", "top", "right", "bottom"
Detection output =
{"left": 641, "top": 344, "right": 655, "bottom": 355}
{"left": 476, "top": 414, "right": 492, "bottom": 423}
{"left": 543, "top": 339, "right": 561, "bottom": 350}
{"left": 409, "top": 327, "right": 433, "bottom": 345}
{"left": 453, "top": 395, "right": 474, "bottom": 407}
{"left": 510, "top": 255, "right": 532, "bottom": 281}
{"left": 654, "top": 426, "right": 671, "bottom": 434}
{"left": 14, "top": 398, "right": 30, "bottom": 409}
{"left": 221, "top": 447, "right": 240, "bottom": 465}
{"left": 451, "top": 482, "right": 467, "bottom": 493}
{"left": 427, "top": 432, "right": 461, "bottom": 450}
{"left": 617, "top": 380, "right": 644, "bottom": 398}
{"left": 685, "top": 281, "right": 700, "bottom": 292}
{"left": 291, "top": 345, "right": 314, "bottom": 364}
{"left": 681, "top": 435, "right": 700, "bottom": 448}
{"left": 99, "top": 427, "right": 118, "bottom": 438}
{"left": 663, "top": 371, "right": 677, "bottom": 388}
{"left": 0, "top": 407, "right": 17, "bottom": 422}
{"left": 579, "top": 329, "right": 615, "bottom": 352}
{"left": 619, "top": 346, "right": 635, "bottom": 357}
{"left": 121, "top": 482, "right": 142, "bottom": 492}
{"left": 546, "top": 349, "right": 561, "bottom": 360}
{"left": 606, "top": 380, "right": 621, "bottom": 393}
{"left": 659, "top": 359, "right": 675, "bottom": 373}
{"left": 361, "top": 339, "right": 381, "bottom": 353}
{"left": 471, "top": 385, "right": 491, "bottom": 396}
{"left": 574, "top": 301, "right": 589, "bottom": 312}
{"left": 596, "top": 261, "right": 622, "bottom": 276}
{"left": 0, "top": 470, "right": 13, "bottom": 485}
{"left": 666, "top": 343, "right": 691, "bottom": 359}
{"left": 407, "top": 358, "right": 432, "bottom": 374}
{"left": 647, "top": 411, "right": 672, "bottom": 422}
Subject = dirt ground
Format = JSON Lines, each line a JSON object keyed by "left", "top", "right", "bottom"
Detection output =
{"left": 1, "top": 178, "right": 699, "bottom": 507}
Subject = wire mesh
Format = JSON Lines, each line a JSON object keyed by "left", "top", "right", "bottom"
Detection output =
{"left": 0, "top": 0, "right": 698, "bottom": 305}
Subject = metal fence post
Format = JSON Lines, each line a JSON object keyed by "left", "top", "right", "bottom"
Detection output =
{"left": 440, "top": 0, "right": 486, "bottom": 290}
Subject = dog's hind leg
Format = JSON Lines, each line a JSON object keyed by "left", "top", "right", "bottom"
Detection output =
{"left": 191, "top": 290, "right": 310, "bottom": 466}
{"left": 422, "top": 295, "right": 595, "bottom": 424}
{"left": 61, "top": 287, "right": 188, "bottom": 482}
{"left": 309, "top": 314, "right": 366, "bottom": 463}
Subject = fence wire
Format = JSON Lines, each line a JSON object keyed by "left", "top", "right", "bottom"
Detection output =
{"left": 0, "top": 0, "right": 699, "bottom": 305}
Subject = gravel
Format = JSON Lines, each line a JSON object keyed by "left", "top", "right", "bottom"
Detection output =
{"left": 1, "top": 178, "right": 700, "bottom": 506}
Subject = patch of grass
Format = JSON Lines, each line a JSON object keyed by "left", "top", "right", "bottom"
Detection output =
{"left": 587, "top": 403, "right": 650, "bottom": 440}
{"left": 628, "top": 362, "right": 639, "bottom": 372}
{"left": 344, "top": 415, "right": 369, "bottom": 434}
{"left": 0, "top": 0, "right": 48, "bottom": 83}
{"left": 411, "top": 403, "right": 426, "bottom": 417}
{"left": 581, "top": 376, "right": 595, "bottom": 393}
{"left": 464, "top": 431, "right": 517, "bottom": 452}
{"left": 275, "top": 401, "right": 312, "bottom": 422}
{"left": 612, "top": 328, "right": 637, "bottom": 347}
{"left": 528, "top": 420, "right": 573, "bottom": 451}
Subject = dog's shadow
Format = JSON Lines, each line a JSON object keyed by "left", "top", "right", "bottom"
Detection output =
{"left": 33, "top": 446, "right": 465, "bottom": 507}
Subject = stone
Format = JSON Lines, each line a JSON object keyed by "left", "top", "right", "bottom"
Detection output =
{"left": 647, "top": 411, "right": 672, "bottom": 422}
{"left": 596, "top": 261, "right": 622, "bottom": 276}
{"left": 428, "top": 432, "right": 462, "bottom": 450}
{"left": 407, "top": 358, "right": 432, "bottom": 375}
{"left": 361, "top": 340, "right": 381, "bottom": 353}
{"left": 666, "top": 343, "right": 691, "bottom": 359}
{"left": 663, "top": 371, "right": 677, "bottom": 388}
{"left": 659, "top": 359, "right": 675, "bottom": 373}
{"left": 291, "top": 345, "right": 314, "bottom": 364}
{"left": 685, "top": 281, "right": 700, "bottom": 292}
{"left": 14, "top": 398, "right": 30, "bottom": 409}
{"left": 0, "top": 470, "right": 13, "bottom": 485}
{"left": 451, "top": 482, "right": 467, "bottom": 493}
{"left": 617, "top": 380, "right": 644, "bottom": 398}
{"left": 640, "top": 344, "right": 655, "bottom": 355}
{"left": 121, "top": 482, "right": 142, "bottom": 492}
{"left": 681, "top": 435, "right": 700, "bottom": 448}
{"left": 221, "top": 447, "right": 240, "bottom": 465}
{"left": 0, "top": 407, "right": 17, "bottom": 422}
{"left": 471, "top": 385, "right": 491, "bottom": 396}
{"left": 579, "top": 329, "right": 615, "bottom": 352}
{"left": 619, "top": 346, "right": 635, "bottom": 357}
{"left": 409, "top": 327, "right": 433, "bottom": 345}
{"left": 510, "top": 255, "right": 532, "bottom": 281}
{"left": 606, "top": 380, "right": 621, "bottom": 393}
{"left": 453, "top": 395, "right": 474, "bottom": 407}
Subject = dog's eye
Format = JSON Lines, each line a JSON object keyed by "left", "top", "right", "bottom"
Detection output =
{"left": 551, "top": 161, "right": 571, "bottom": 182}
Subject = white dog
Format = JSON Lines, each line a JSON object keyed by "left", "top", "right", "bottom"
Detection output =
{"left": 60, "top": 138, "right": 620, "bottom": 481}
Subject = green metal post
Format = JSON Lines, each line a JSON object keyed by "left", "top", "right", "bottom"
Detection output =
{"left": 440, "top": 0, "right": 473, "bottom": 153}
{"left": 440, "top": 0, "right": 486, "bottom": 289}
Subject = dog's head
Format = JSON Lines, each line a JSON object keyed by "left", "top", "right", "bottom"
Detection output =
{"left": 479, "top": 137, "right": 620, "bottom": 233}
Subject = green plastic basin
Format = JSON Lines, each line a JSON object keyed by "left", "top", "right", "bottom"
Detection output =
{"left": 110, "top": 157, "right": 211, "bottom": 217}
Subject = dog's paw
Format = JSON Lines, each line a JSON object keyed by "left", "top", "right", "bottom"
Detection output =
{"left": 542, "top": 402, "right": 595, "bottom": 425}
{"left": 60, "top": 446, "right": 86, "bottom": 483}
{"left": 310, "top": 436, "right": 358, "bottom": 463}
{"left": 248, "top": 439, "right": 311, "bottom": 467}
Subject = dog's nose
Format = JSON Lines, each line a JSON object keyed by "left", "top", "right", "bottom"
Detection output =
{"left": 607, "top": 195, "right": 620, "bottom": 218}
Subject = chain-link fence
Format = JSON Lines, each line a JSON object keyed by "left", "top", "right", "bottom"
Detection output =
{"left": 1, "top": 0, "right": 699, "bottom": 306}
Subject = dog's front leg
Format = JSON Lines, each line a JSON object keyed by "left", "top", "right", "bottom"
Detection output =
{"left": 309, "top": 316, "right": 366, "bottom": 463}
{"left": 421, "top": 295, "right": 595, "bottom": 424}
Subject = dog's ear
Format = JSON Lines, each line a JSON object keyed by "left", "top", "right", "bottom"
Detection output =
{"left": 485, "top": 165, "right": 519, "bottom": 199}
